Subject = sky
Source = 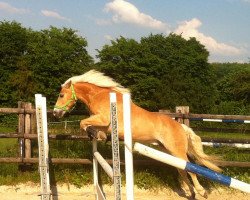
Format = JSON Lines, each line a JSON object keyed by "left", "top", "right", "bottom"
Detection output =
{"left": 0, "top": 0, "right": 250, "bottom": 63}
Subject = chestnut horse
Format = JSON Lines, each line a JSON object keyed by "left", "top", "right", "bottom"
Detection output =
{"left": 53, "top": 70, "right": 221, "bottom": 199}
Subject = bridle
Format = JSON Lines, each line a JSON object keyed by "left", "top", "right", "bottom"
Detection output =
{"left": 54, "top": 84, "right": 77, "bottom": 112}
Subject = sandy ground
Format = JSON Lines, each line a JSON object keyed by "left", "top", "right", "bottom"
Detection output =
{"left": 0, "top": 183, "right": 249, "bottom": 200}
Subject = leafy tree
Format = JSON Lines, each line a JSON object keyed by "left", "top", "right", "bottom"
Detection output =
{"left": 213, "top": 63, "right": 250, "bottom": 114}
{"left": 96, "top": 36, "right": 162, "bottom": 110}
{"left": 141, "top": 34, "right": 216, "bottom": 112}
{"left": 96, "top": 34, "right": 216, "bottom": 112}
{"left": 96, "top": 37, "right": 145, "bottom": 85}
{"left": 218, "top": 68, "right": 250, "bottom": 102}
{"left": 0, "top": 21, "right": 29, "bottom": 106}
{"left": 26, "top": 27, "right": 93, "bottom": 105}
{"left": 0, "top": 21, "right": 93, "bottom": 107}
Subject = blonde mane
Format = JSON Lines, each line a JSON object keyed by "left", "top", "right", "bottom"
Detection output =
{"left": 63, "top": 70, "right": 130, "bottom": 94}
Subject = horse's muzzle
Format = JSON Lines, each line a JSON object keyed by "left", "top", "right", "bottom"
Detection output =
{"left": 53, "top": 108, "right": 65, "bottom": 118}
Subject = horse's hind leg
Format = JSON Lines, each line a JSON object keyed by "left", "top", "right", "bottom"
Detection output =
{"left": 162, "top": 141, "right": 207, "bottom": 198}
{"left": 177, "top": 169, "right": 196, "bottom": 199}
{"left": 160, "top": 141, "right": 195, "bottom": 198}
{"left": 188, "top": 172, "right": 208, "bottom": 198}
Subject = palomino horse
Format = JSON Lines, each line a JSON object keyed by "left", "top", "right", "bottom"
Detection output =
{"left": 53, "top": 70, "right": 221, "bottom": 199}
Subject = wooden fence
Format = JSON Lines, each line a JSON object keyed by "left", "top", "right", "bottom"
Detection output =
{"left": 0, "top": 102, "right": 250, "bottom": 167}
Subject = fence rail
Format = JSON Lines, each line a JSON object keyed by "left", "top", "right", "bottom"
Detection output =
{"left": 0, "top": 108, "right": 35, "bottom": 114}
{"left": 0, "top": 103, "right": 250, "bottom": 168}
{"left": 0, "top": 157, "right": 249, "bottom": 168}
{"left": 0, "top": 133, "right": 250, "bottom": 144}
{"left": 2, "top": 107, "right": 249, "bottom": 121}
{"left": 0, "top": 133, "right": 90, "bottom": 140}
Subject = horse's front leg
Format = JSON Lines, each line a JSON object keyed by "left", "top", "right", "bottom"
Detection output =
{"left": 80, "top": 114, "right": 109, "bottom": 140}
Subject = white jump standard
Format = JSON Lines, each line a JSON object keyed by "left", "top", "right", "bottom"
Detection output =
{"left": 35, "top": 94, "right": 51, "bottom": 200}
{"left": 123, "top": 93, "right": 134, "bottom": 200}
{"left": 110, "top": 93, "right": 122, "bottom": 200}
{"left": 92, "top": 93, "right": 122, "bottom": 200}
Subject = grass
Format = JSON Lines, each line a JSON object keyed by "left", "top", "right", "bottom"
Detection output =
{"left": 197, "top": 131, "right": 250, "bottom": 140}
{"left": 0, "top": 119, "right": 249, "bottom": 190}
{"left": 0, "top": 139, "right": 249, "bottom": 190}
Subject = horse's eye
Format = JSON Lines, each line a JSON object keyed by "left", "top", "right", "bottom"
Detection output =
{"left": 59, "top": 93, "right": 64, "bottom": 98}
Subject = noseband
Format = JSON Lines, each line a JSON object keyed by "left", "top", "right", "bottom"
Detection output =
{"left": 54, "top": 84, "right": 77, "bottom": 112}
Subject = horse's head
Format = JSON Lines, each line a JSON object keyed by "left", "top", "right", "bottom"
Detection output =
{"left": 53, "top": 81, "right": 77, "bottom": 118}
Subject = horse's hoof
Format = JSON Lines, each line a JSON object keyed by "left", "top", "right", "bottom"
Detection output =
{"left": 188, "top": 192, "right": 196, "bottom": 200}
{"left": 203, "top": 191, "right": 208, "bottom": 199}
{"left": 97, "top": 131, "right": 107, "bottom": 140}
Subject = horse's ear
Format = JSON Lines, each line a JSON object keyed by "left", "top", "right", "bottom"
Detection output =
{"left": 63, "top": 80, "right": 71, "bottom": 89}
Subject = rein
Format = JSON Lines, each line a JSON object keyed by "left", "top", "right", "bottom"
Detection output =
{"left": 54, "top": 84, "right": 77, "bottom": 112}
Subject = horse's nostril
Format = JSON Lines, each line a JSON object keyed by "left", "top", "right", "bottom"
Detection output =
{"left": 53, "top": 109, "right": 65, "bottom": 118}
{"left": 53, "top": 109, "right": 59, "bottom": 117}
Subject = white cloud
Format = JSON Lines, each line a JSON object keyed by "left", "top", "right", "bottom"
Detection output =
{"left": 174, "top": 18, "right": 242, "bottom": 55}
{"left": 104, "top": 35, "right": 113, "bottom": 40}
{"left": 41, "top": 10, "right": 70, "bottom": 21}
{"left": 104, "top": 0, "right": 169, "bottom": 31}
{"left": 102, "top": 1, "right": 243, "bottom": 57}
{"left": 0, "top": 2, "right": 29, "bottom": 14}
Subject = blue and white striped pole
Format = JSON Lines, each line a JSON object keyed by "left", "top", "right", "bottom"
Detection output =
{"left": 134, "top": 142, "right": 250, "bottom": 193}
{"left": 202, "top": 142, "right": 250, "bottom": 149}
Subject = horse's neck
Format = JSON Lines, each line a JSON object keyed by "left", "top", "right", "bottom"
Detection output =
{"left": 74, "top": 82, "right": 109, "bottom": 107}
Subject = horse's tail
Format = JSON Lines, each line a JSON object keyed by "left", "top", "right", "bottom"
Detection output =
{"left": 181, "top": 124, "right": 222, "bottom": 172}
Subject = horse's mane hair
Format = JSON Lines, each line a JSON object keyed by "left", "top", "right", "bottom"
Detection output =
{"left": 62, "top": 70, "right": 130, "bottom": 94}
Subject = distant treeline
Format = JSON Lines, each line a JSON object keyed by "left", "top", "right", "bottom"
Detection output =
{"left": 0, "top": 21, "right": 249, "bottom": 114}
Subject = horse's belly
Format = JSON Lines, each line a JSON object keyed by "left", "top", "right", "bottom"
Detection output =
{"left": 131, "top": 126, "right": 158, "bottom": 142}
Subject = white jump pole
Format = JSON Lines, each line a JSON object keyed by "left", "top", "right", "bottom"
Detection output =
{"left": 123, "top": 93, "right": 134, "bottom": 200}
{"left": 35, "top": 94, "right": 51, "bottom": 200}
{"left": 93, "top": 138, "right": 106, "bottom": 200}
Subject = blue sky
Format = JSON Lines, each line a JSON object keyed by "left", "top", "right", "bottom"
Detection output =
{"left": 0, "top": 0, "right": 250, "bottom": 63}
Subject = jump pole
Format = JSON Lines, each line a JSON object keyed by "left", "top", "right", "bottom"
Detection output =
{"left": 190, "top": 118, "right": 250, "bottom": 123}
{"left": 123, "top": 93, "right": 134, "bottom": 200}
{"left": 35, "top": 94, "right": 51, "bottom": 200}
{"left": 134, "top": 143, "right": 250, "bottom": 193}
{"left": 202, "top": 142, "right": 250, "bottom": 149}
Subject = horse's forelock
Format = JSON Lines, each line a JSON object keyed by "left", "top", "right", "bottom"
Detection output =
{"left": 62, "top": 79, "right": 71, "bottom": 88}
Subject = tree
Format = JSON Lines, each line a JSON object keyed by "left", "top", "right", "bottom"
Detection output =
{"left": 96, "top": 34, "right": 216, "bottom": 112}
{"left": 26, "top": 27, "right": 93, "bottom": 105}
{"left": 0, "top": 21, "right": 29, "bottom": 106}
{"left": 0, "top": 21, "right": 94, "bottom": 107}
{"left": 96, "top": 36, "right": 164, "bottom": 110}
{"left": 213, "top": 63, "right": 250, "bottom": 114}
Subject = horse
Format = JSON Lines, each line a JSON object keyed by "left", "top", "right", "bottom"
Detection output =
{"left": 53, "top": 69, "right": 221, "bottom": 199}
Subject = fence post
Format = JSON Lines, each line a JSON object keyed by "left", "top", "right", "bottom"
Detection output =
{"left": 176, "top": 106, "right": 189, "bottom": 126}
{"left": 24, "top": 102, "right": 32, "bottom": 160}
{"left": 18, "top": 101, "right": 25, "bottom": 165}
{"left": 31, "top": 104, "right": 37, "bottom": 135}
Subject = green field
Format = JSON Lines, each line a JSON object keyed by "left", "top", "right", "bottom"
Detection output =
{"left": 0, "top": 118, "right": 249, "bottom": 188}
{"left": 0, "top": 127, "right": 249, "bottom": 189}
